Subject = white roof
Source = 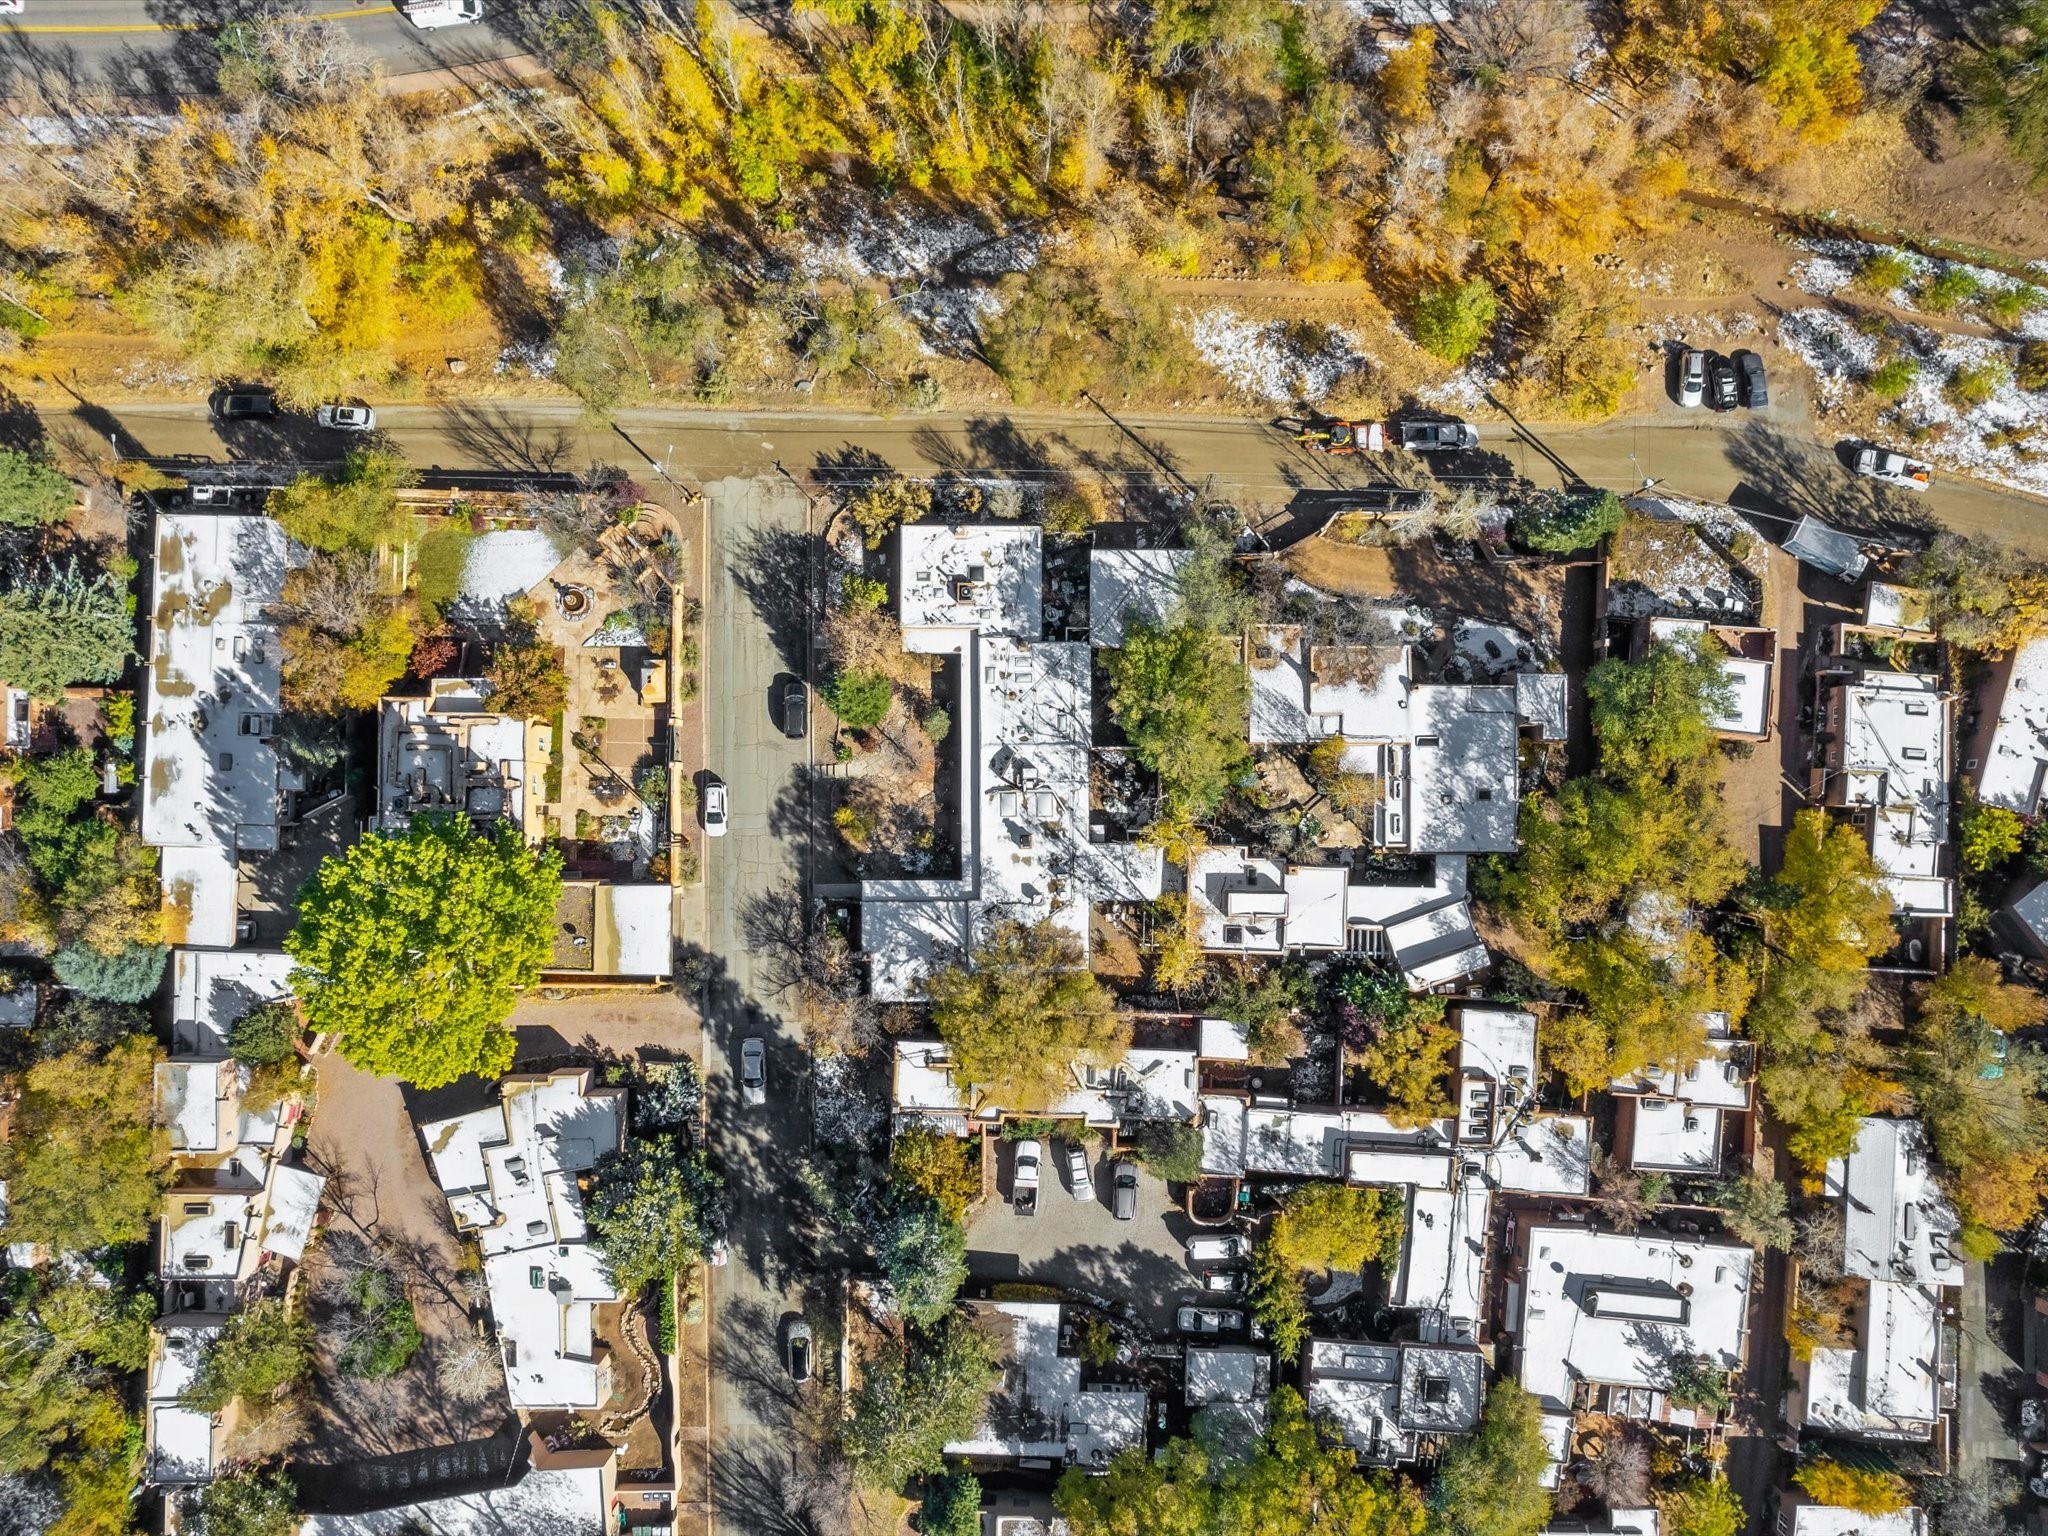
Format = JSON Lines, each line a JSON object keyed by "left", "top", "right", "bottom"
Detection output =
{"left": 162, "top": 843, "right": 243, "bottom": 951}
{"left": 1785, "top": 1506, "right": 1926, "bottom": 1536}
{"left": 1517, "top": 1226, "right": 1753, "bottom": 1410}
{"left": 1184, "top": 1344, "right": 1270, "bottom": 1405}
{"left": 1187, "top": 850, "right": 1351, "bottom": 953}
{"left": 1648, "top": 618, "right": 1770, "bottom": 737}
{"left": 163, "top": 1189, "right": 260, "bottom": 1280}
{"left": 1628, "top": 1098, "right": 1723, "bottom": 1173}
{"left": 1976, "top": 636, "right": 2048, "bottom": 815}
{"left": 486, "top": 1244, "right": 618, "bottom": 1409}
{"left": 1397, "top": 1176, "right": 1491, "bottom": 1344}
{"left": 262, "top": 1165, "right": 324, "bottom": 1263}
{"left": 890, "top": 1038, "right": 1197, "bottom": 1126}
{"left": 1538, "top": 1411, "right": 1573, "bottom": 1488}
{"left": 1199, "top": 1016, "right": 1250, "bottom": 1061}
{"left": 1833, "top": 670, "right": 1950, "bottom": 917}
{"left": 158, "top": 1060, "right": 224, "bottom": 1153}
{"left": 377, "top": 685, "right": 534, "bottom": 831}
{"left": 1800, "top": 1277, "right": 1942, "bottom": 1436}
{"left": 1516, "top": 672, "right": 1569, "bottom": 742}
{"left": 141, "top": 513, "right": 293, "bottom": 855}
{"left": 1249, "top": 628, "right": 1316, "bottom": 744}
{"left": 1827, "top": 1117, "right": 1962, "bottom": 1289}
{"left": 1490, "top": 1116, "right": 1592, "bottom": 1195}
{"left": 172, "top": 947, "right": 294, "bottom": 1056}
{"left": 1456, "top": 1004, "right": 1536, "bottom": 1088}
{"left": 1304, "top": 1339, "right": 1483, "bottom": 1465}
{"left": 945, "top": 1301, "right": 1147, "bottom": 1468}
{"left": 1865, "top": 583, "right": 1932, "bottom": 635}
{"left": 298, "top": 1468, "right": 608, "bottom": 1536}
{"left": 595, "top": 884, "right": 673, "bottom": 977}
{"left": 1611, "top": 1031, "right": 1752, "bottom": 1111}
{"left": 1408, "top": 685, "right": 1521, "bottom": 853}
{"left": 1089, "top": 547, "right": 1194, "bottom": 647}
{"left": 900, "top": 524, "right": 1042, "bottom": 634}
{"left": 150, "top": 1404, "right": 216, "bottom": 1483}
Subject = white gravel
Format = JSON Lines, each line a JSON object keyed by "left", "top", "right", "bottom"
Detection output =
{"left": 1185, "top": 307, "right": 1370, "bottom": 404}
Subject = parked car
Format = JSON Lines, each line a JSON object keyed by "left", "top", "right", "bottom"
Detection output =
{"left": 210, "top": 387, "right": 277, "bottom": 422}
{"left": 1110, "top": 1160, "right": 1139, "bottom": 1221}
{"left": 1296, "top": 418, "right": 1386, "bottom": 454}
{"left": 784, "top": 1318, "right": 813, "bottom": 1383}
{"left": 315, "top": 403, "right": 376, "bottom": 432}
{"left": 1187, "top": 1234, "right": 1248, "bottom": 1265}
{"left": 1678, "top": 348, "right": 1707, "bottom": 408}
{"left": 781, "top": 681, "right": 808, "bottom": 740}
{"left": 703, "top": 781, "right": 728, "bottom": 836}
{"left": 1707, "top": 353, "right": 1740, "bottom": 411}
{"left": 1012, "top": 1140, "right": 1042, "bottom": 1216}
{"left": 1065, "top": 1145, "right": 1095, "bottom": 1203}
{"left": 1734, "top": 349, "right": 1768, "bottom": 408}
{"left": 1398, "top": 419, "right": 1480, "bottom": 452}
{"left": 1176, "top": 1306, "right": 1245, "bottom": 1334}
{"left": 1852, "top": 443, "right": 1933, "bottom": 491}
{"left": 1199, "top": 1269, "right": 1246, "bottom": 1295}
{"left": 738, "top": 1036, "right": 766, "bottom": 1107}
{"left": 399, "top": 0, "right": 484, "bottom": 26}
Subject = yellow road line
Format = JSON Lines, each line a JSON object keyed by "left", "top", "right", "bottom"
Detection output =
{"left": 13, "top": 5, "right": 391, "bottom": 33}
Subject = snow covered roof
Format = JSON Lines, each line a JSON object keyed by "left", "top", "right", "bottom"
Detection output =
{"left": 1089, "top": 547, "right": 1194, "bottom": 647}
{"left": 1782, "top": 1503, "right": 1926, "bottom": 1536}
{"left": 944, "top": 1301, "right": 1147, "bottom": 1467}
{"left": 1517, "top": 1226, "right": 1753, "bottom": 1411}
{"left": 1975, "top": 637, "right": 2048, "bottom": 816}
{"left": 1304, "top": 1339, "right": 1482, "bottom": 1465}
{"left": 157, "top": 1061, "right": 227, "bottom": 1153}
{"left": 299, "top": 1469, "right": 609, "bottom": 1536}
{"left": 1407, "top": 685, "right": 1521, "bottom": 853}
{"left": 162, "top": 843, "right": 242, "bottom": 950}
{"left": 1798, "top": 1277, "right": 1942, "bottom": 1438}
{"left": 171, "top": 947, "right": 294, "bottom": 1057}
{"left": 900, "top": 523, "right": 1042, "bottom": 635}
{"left": 1396, "top": 1174, "right": 1490, "bottom": 1345}
{"left": 1184, "top": 1343, "right": 1270, "bottom": 1406}
{"left": 1826, "top": 1117, "right": 1961, "bottom": 1289}
{"left": 1829, "top": 669, "right": 1951, "bottom": 917}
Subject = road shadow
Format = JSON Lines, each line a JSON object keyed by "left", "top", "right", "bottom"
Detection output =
{"left": 435, "top": 400, "right": 579, "bottom": 476}
{"left": 728, "top": 524, "right": 818, "bottom": 678}
{"left": 1723, "top": 417, "right": 1936, "bottom": 541}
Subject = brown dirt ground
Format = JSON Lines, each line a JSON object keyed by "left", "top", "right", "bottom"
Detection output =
{"left": 1279, "top": 541, "right": 1574, "bottom": 661}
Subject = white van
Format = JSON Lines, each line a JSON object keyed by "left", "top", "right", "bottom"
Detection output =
{"left": 1186, "top": 1234, "right": 1248, "bottom": 1266}
{"left": 400, "top": 0, "right": 483, "bottom": 28}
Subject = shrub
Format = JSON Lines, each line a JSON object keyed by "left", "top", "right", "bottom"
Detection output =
{"left": 1960, "top": 798, "right": 2025, "bottom": 872}
{"left": 889, "top": 1128, "right": 983, "bottom": 1221}
{"left": 1665, "top": 1353, "right": 1733, "bottom": 1412}
{"left": 1129, "top": 1120, "right": 1204, "bottom": 1183}
{"left": 52, "top": 942, "right": 168, "bottom": 1004}
{"left": 841, "top": 573, "right": 889, "bottom": 612}
{"left": 0, "top": 445, "right": 76, "bottom": 529}
{"left": 919, "top": 1471, "right": 982, "bottom": 1536}
{"left": 1867, "top": 356, "right": 1918, "bottom": 401}
{"left": 2019, "top": 342, "right": 2048, "bottom": 392}
{"left": 1513, "top": 487, "right": 1624, "bottom": 554}
{"left": 337, "top": 1267, "right": 423, "bottom": 1379}
{"left": 1947, "top": 357, "right": 2011, "bottom": 409}
{"left": 229, "top": 1001, "right": 301, "bottom": 1066}
{"left": 825, "top": 669, "right": 893, "bottom": 729}
{"left": 1855, "top": 250, "right": 1914, "bottom": 294}
{"left": 1409, "top": 277, "right": 1498, "bottom": 364}
{"left": 637, "top": 765, "right": 669, "bottom": 808}
{"left": 1920, "top": 266, "right": 1982, "bottom": 313}
{"left": 921, "top": 707, "right": 951, "bottom": 744}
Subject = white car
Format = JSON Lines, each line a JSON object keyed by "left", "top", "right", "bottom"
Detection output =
{"left": 1186, "top": 1234, "right": 1249, "bottom": 1266}
{"left": 1852, "top": 444, "right": 1933, "bottom": 492}
{"left": 0, "top": 3, "right": 25, "bottom": 16}
{"left": 738, "top": 1036, "right": 765, "bottom": 1107}
{"left": 399, "top": 0, "right": 483, "bottom": 27}
{"left": 703, "top": 782, "right": 728, "bottom": 837}
{"left": 315, "top": 403, "right": 376, "bottom": 432}
{"left": 1065, "top": 1145, "right": 1095, "bottom": 1203}
{"left": 1679, "top": 349, "right": 1707, "bottom": 408}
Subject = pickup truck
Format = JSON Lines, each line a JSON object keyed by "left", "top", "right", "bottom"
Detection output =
{"left": 1399, "top": 419, "right": 1480, "bottom": 452}
{"left": 1012, "top": 1139, "right": 1042, "bottom": 1216}
{"left": 1852, "top": 444, "right": 1933, "bottom": 491}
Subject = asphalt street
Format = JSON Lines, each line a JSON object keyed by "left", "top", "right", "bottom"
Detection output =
{"left": 43, "top": 394, "right": 2048, "bottom": 552}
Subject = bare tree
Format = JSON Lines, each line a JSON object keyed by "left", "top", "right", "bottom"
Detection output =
{"left": 1590, "top": 1147, "right": 1653, "bottom": 1234}
{"left": 742, "top": 888, "right": 883, "bottom": 1057}
{"left": 277, "top": 549, "right": 384, "bottom": 635}
{"left": 1451, "top": 0, "right": 1592, "bottom": 84}
{"left": 1585, "top": 1430, "right": 1652, "bottom": 1507}
{"left": 435, "top": 1330, "right": 507, "bottom": 1408}
{"left": 1792, "top": 1203, "right": 1845, "bottom": 1280}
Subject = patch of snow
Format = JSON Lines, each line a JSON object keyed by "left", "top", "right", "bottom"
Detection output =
{"left": 1418, "top": 364, "right": 1500, "bottom": 413}
{"left": 1791, "top": 237, "right": 2048, "bottom": 337}
{"left": 495, "top": 340, "right": 557, "bottom": 379}
{"left": 1186, "top": 308, "right": 1369, "bottom": 404}
{"left": 120, "top": 359, "right": 197, "bottom": 391}
{"left": 1777, "top": 308, "right": 1882, "bottom": 409}
{"left": 798, "top": 203, "right": 1039, "bottom": 284}
{"left": 459, "top": 528, "right": 561, "bottom": 605}
{"left": 535, "top": 253, "right": 567, "bottom": 298}
{"left": 812, "top": 1053, "right": 884, "bottom": 1149}
{"left": 1641, "top": 311, "right": 1766, "bottom": 345}
{"left": 902, "top": 286, "right": 1003, "bottom": 359}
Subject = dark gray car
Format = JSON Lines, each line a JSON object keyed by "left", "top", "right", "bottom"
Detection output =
{"left": 1734, "top": 350, "right": 1768, "bottom": 408}
{"left": 782, "top": 681, "right": 808, "bottom": 740}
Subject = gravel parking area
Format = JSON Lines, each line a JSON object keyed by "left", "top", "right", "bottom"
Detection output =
{"left": 963, "top": 1138, "right": 1217, "bottom": 1334}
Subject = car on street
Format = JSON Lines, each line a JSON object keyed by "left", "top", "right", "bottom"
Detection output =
{"left": 1199, "top": 1269, "right": 1246, "bottom": 1295}
{"left": 1707, "top": 353, "right": 1739, "bottom": 411}
{"left": 211, "top": 387, "right": 278, "bottom": 422}
{"left": 1187, "top": 1234, "right": 1249, "bottom": 1266}
{"left": 1110, "top": 1160, "right": 1139, "bottom": 1221}
{"left": 399, "top": 0, "right": 484, "bottom": 26}
{"left": 702, "top": 781, "right": 728, "bottom": 836}
{"left": 315, "top": 403, "right": 376, "bottom": 432}
{"left": 782, "top": 681, "right": 808, "bottom": 740}
{"left": 738, "top": 1036, "right": 766, "bottom": 1107}
{"left": 1065, "top": 1145, "right": 1095, "bottom": 1203}
{"left": 1735, "top": 349, "right": 1768, "bottom": 408}
{"left": 1176, "top": 1306, "right": 1245, "bottom": 1334}
{"left": 1012, "top": 1139, "right": 1042, "bottom": 1215}
{"left": 783, "top": 1318, "right": 812, "bottom": 1383}
{"left": 1398, "top": 419, "right": 1480, "bottom": 452}
{"left": 1678, "top": 348, "right": 1707, "bottom": 408}
{"left": 1851, "top": 443, "right": 1933, "bottom": 491}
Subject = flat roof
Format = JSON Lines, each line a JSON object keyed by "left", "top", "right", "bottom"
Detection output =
{"left": 1184, "top": 1343, "right": 1270, "bottom": 1405}
{"left": 1828, "top": 1117, "right": 1962, "bottom": 1288}
{"left": 1517, "top": 1226, "right": 1753, "bottom": 1410}
{"left": 299, "top": 1469, "right": 608, "bottom": 1536}
{"left": 158, "top": 1060, "right": 224, "bottom": 1153}
{"left": 1977, "top": 636, "right": 2048, "bottom": 816}
{"left": 1089, "top": 547, "right": 1194, "bottom": 647}
{"left": 1785, "top": 1506, "right": 1925, "bottom": 1536}
{"left": 944, "top": 1301, "right": 1147, "bottom": 1466}
{"left": 1249, "top": 628, "right": 1316, "bottom": 744}
{"left": 1489, "top": 1116, "right": 1592, "bottom": 1195}
{"left": 1456, "top": 1003, "right": 1536, "bottom": 1088}
{"left": 1408, "top": 685, "right": 1521, "bottom": 853}
{"left": 891, "top": 1038, "right": 1198, "bottom": 1126}
{"left": 1834, "top": 670, "right": 1950, "bottom": 916}
{"left": 900, "top": 523, "right": 1042, "bottom": 635}
{"left": 162, "top": 1189, "right": 258, "bottom": 1280}
{"left": 1612, "top": 1034, "right": 1752, "bottom": 1110}
{"left": 171, "top": 947, "right": 294, "bottom": 1056}
{"left": 1397, "top": 1177, "right": 1491, "bottom": 1345}
{"left": 162, "top": 843, "right": 242, "bottom": 951}
{"left": 1865, "top": 583, "right": 1932, "bottom": 635}
{"left": 262, "top": 1164, "right": 324, "bottom": 1262}
{"left": 1629, "top": 1098, "right": 1723, "bottom": 1173}
{"left": 1800, "top": 1277, "right": 1942, "bottom": 1437}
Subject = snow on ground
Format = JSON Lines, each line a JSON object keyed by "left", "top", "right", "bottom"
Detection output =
{"left": 797, "top": 202, "right": 1039, "bottom": 284}
{"left": 1777, "top": 305, "right": 2048, "bottom": 496}
{"left": 902, "top": 286, "right": 1003, "bottom": 359}
{"left": 1790, "top": 237, "right": 2048, "bottom": 338}
{"left": 495, "top": 339, "right": 558, "bottom": 380}
{"left": 1186, "top": 308, "right": 1369, "bottom": 404}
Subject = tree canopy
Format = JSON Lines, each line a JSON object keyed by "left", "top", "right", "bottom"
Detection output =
{"left": 0, "top": 444, "right": 75, "bottom": 529}
{"left": 182, "top": 1300, "right": 314, "bottom": 1415}
{"left": 0, "top": 562, "right": 133, "bottom": 701}
{"left": 588, "top": 1135, "right": 719, "bottom": 1293}
{"left": 268, "top": 449, "right": 416, "bottom": 553}
{"left": 286, "top": 815, "right": 562, "bottom": 1087}
{"left": 923, "top": 919, "right": 1129, "bottom": 1109}
{"left": 193, "top": 1468, "right": 303, "bottom": 1536}
{"left": 1105, "top": 618, "right": 1251, "bottom": 822}
{"left": 0, "top": 1035, "right": 167, "bottom": 1251}
{"left": 876, "top": 1191, "right": 969, "bottom": 1327}
{"left": 1428, "top": 1382, "right": 1554, "bottom": 1536}
{"left": 840, "top": 1314, "right": 999, "bottom": 1492}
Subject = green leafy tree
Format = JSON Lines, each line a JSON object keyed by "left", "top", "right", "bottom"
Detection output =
{"left": 1105, "top": 619, "right": 1250, "bottom": 821}
{"left": 825, "top": 668, "right": 894, "bottom": 729}
{"left": 0, "top": 444, "right": 76, "bottom": 529}
{"left": 230, "top": 1000, "right": 301, "bottom": 1066}
{"left": 1665, "top": 1353, "right": 1734, "bottom": 1412}
{"left": 1661, "top": 1474, "right": 1746, "bottom": 1536}
{"left": 1428, "top": 1382, "right": 1552, "bottom": 1536}
{"left": 286, "top": 815, "right": 562, "bottom": 1088}
{"left": 877, "top": 1192, "right": 969, "bottom": 1327}
{"left": 1267, "top": 1182, "right": 1405, "bottom": 1276}
{"left": 1959, "top": 798, "right": 2025, "bottom": 873}
{"left": 1056, "top": 1438, "right": 1216, "bottom": 1536}
{"left": 1249, "top": 1241, "right": 1309, "bottom": 1364}
{"left": 919, "top": 1471, "right": 983, "bottom": 1536}
{"left": 0, "top": 562, "right": 133, "bottom": 700}
{"left": 1514, "top": 488, "right": 1625, "bottom": 554}
{"left": 0, "top": 1035, "right": 166, "bottom": 1251}
{"left": 923, "top": 919, "right": 1129, "bottom": 1110}
{"left": 50, "top": 942, "right": 167, "bottom": 1003}
{"left": 1334, "top": 969, "right": 1454, "bottom": 1125}
{"left": 32, "top": 996, "right": 148, "bottom": 1059}
{"left": 588, "top": 1136, "right": 717, "bottom": 1293}
{"left": 194, "top": 1468, "right": 302, "bottom": 1536}
{"left": 1586, "top": 630, "right": 1735, "bottom": 787}
{"left": 183, "top": 1300, "right": 314, "bottom": 1414}
{"left": 268, "top": 449, "right": 417, "bottom": 553}
{"left": 1130, "top": 1120, "right": 1205, "bottom": 1184}
{"left": 889, "top": 1128, "right": 983, "bottom": 1221}
{"left": 1763, "top": 809, "right": 1897, "bottom": 975}
{"left": 840, "top": 1315, "right": 999, "bottom": 1491}
{"left": 1410, "top": 277, "right": 1498, "bottom": 363}
{"left": 1712, "top": 1172, "right": 1795, "bottom": 1250}
{"left": 1211, "top": 959, "right": 1316, "bottom": 1064}
{"left": 335, "top": 1267, "right": 423, "bottom": 1380}
{"left": 1219, "top": 1386, "right": 1425, "bottom": 1534}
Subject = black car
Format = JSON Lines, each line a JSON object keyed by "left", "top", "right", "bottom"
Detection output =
{"left": 1706, "top": 354, "right": 1739, "bottom": 411}
{"left": 1734, "top": 349, "right": 1768, "bottom": 409}
{"left": 211, "top": 388, "right": 278, "bottom": 421}
{"left": 781, "top": 681, "right": 808, "bottom": 740}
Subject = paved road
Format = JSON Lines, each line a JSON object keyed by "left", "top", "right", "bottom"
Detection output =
{"left": 1, "top": 1, "right": 528, "bottom": 90}
{"left": 39, "top": 395, "right": 2048, "bottom": 552}
{"left": 696, "top": 476, "right": 850, "bottom": 1536}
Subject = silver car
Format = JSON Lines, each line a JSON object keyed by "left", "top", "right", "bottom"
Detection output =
{"left": 1110, "top": 1160, "right": 1139, "bottom": 1221}
{"left": 1679, "top": 348, "right": 1707, "bottom": 408}
{"left": 739, "top": 1036, "right": 765, "bottom": 1106}
{"left": 315, "top": 403, "right": 376, "bottom": 432}
{"left": 1066, "top": 1145, "right": 1095, "bottom": 1203}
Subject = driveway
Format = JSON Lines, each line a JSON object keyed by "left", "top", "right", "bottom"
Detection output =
{"left": 699, "top": 476, "right": 850, "bottom": 1536}
{"left": 966, "top": 1140, "right": 1204, "bottom": 1334}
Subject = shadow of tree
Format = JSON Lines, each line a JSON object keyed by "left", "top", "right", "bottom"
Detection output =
{"left": 434, "top": 400, "right": 579, "bottom": 476}
{"left": 1722, "top": 417, "right": 1936, "bottom": 540}
{"left": 728, "top": 524, "right": 818, "bottom": 678}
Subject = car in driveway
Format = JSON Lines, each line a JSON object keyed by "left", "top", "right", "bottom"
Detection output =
{"left": 210, "top": 387, "right": 278, "bottom": 422}
{"left": 1110, "top": 1160, "right": 1139, "bottom": 1221}
{"left": 315, "top": 403, "right": 376, "bottom": 432}
{"left": 1852, "top": 443, "right": 1933, "bottom": 491}
{"left": 1198, "top": 1269, "right": 1246, "bottom": 1295}
{"left": 783, "top": 1318, "right": 813, "bottom": 1383}
{"left": 781, "top": 681, "right": 808, "bottom": 740}
{"left": 1398, "top": 419, "right": 1480, "bottom": 452}
{"left": 1734, "top": 349, "right": 1768, "bottom": 408}
{"left": 1012, "top": 1139, "right": 1042, "bottom": 1215}
{"left": 1707, "top": 353, "right": 1739, "bottom": 411}
{"left": 1065, "top": 1145, "right": 1095, "bottom": 1203}
{"left": 1187, "top": 1234, "right": 1249, "bottom": 1266}
{"left": 738, "top": 1036, "right": 766, "bottom": 1106}
{"left": 1678, "top": 348, "right": 1707, "bottom": 408}
{"left": 1176, "top": 1306, "right": 1245, "bottom": 1334}
{"left": 702, "top": 781, "right": 728, "bottom": 836}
